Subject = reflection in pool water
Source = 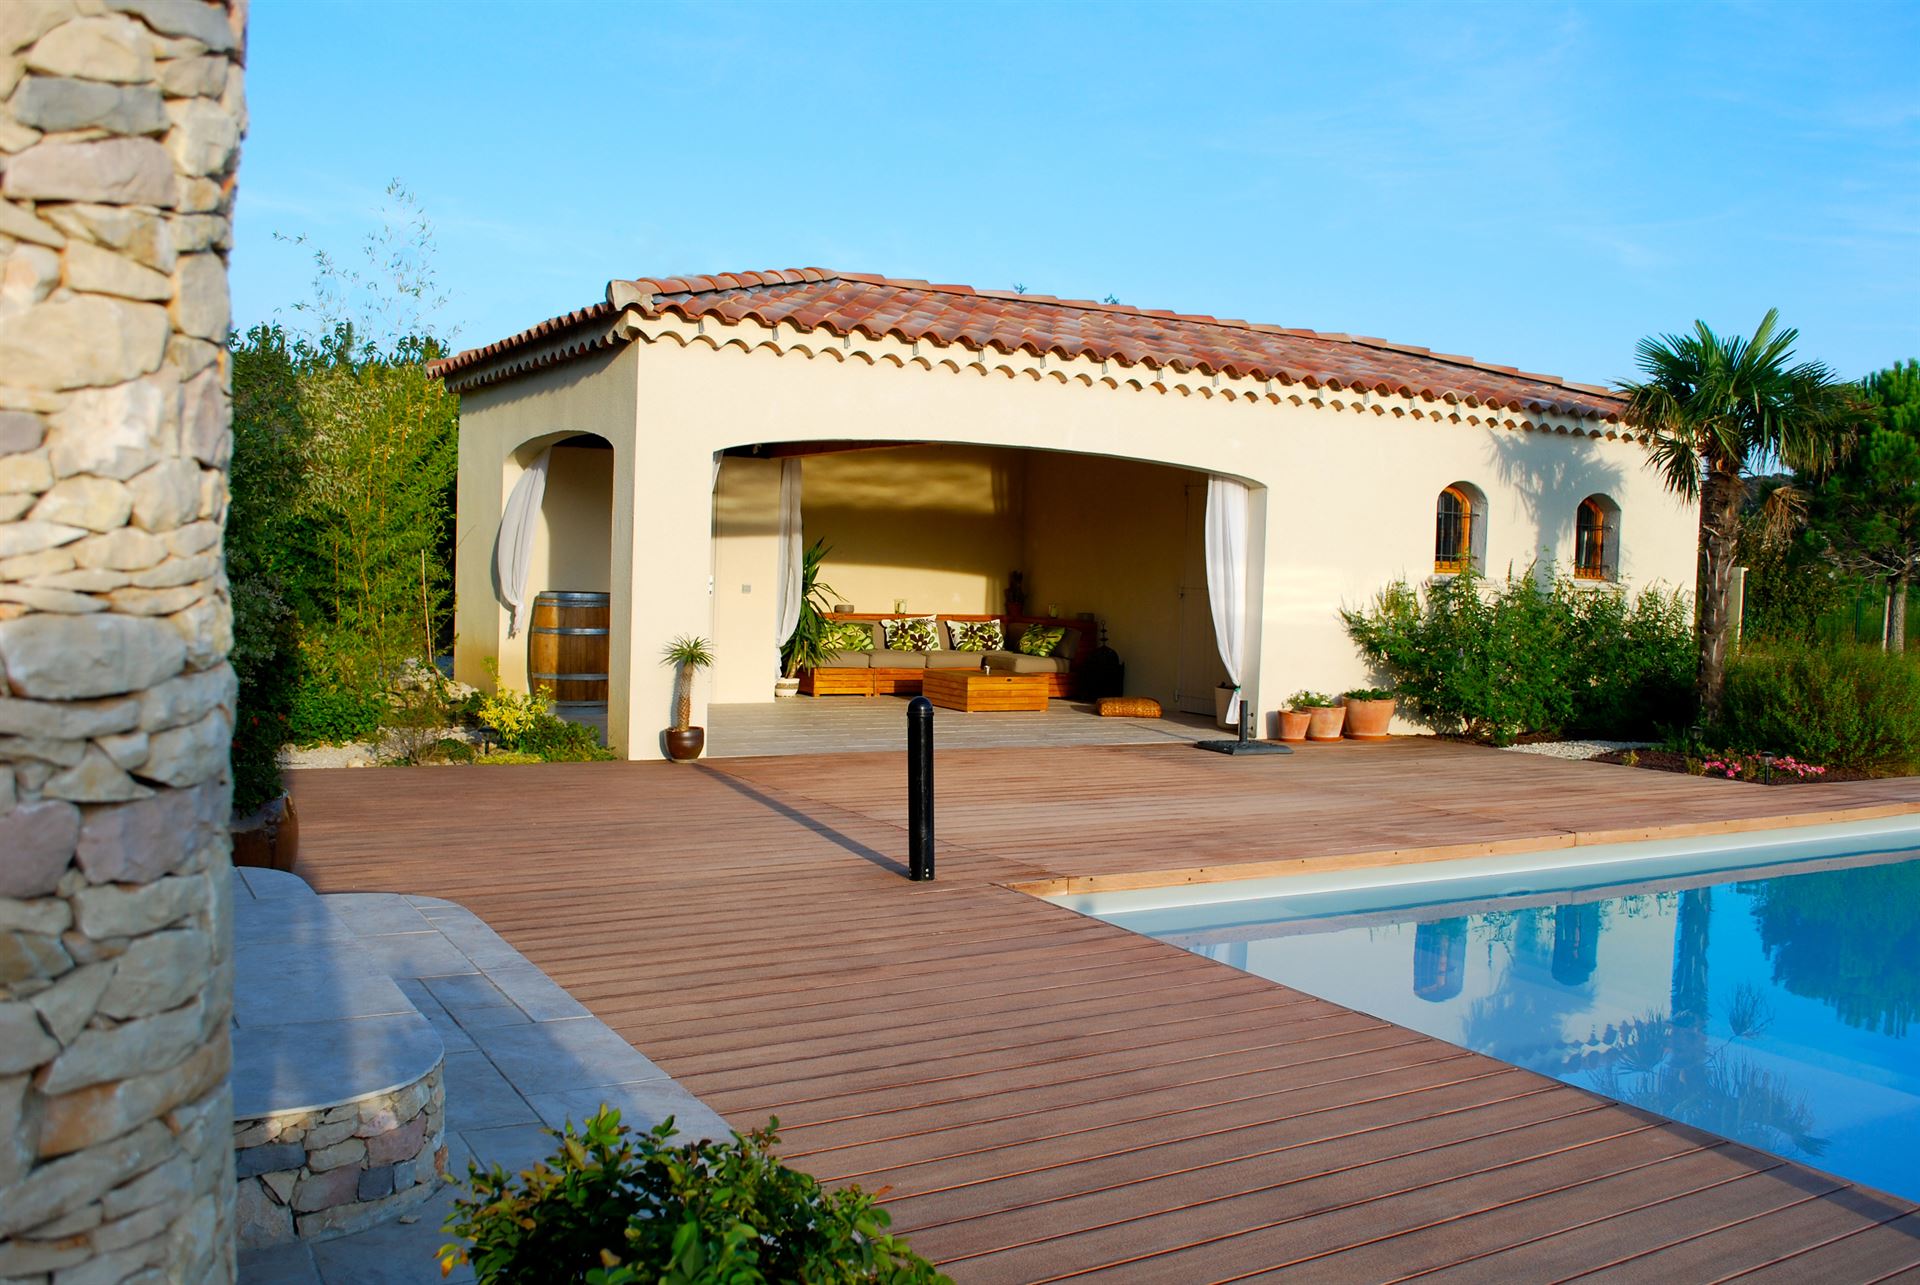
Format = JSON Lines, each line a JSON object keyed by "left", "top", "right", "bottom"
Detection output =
{"left": 1119, "top": 854, "right": 1920, "bottom": 1202}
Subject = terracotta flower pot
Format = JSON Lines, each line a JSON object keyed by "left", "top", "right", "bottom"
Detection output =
{"left": 1305, "top": 705, "right": 1347, "bottom": 741}
{"left": 664, "top": 727, "right": 705, "bottom": 762}
{"left": 1343, "top": 697, "right": 1396, "bottom": 740}
{"left": 230, "top": 794, "right": 299, "bottom": 872}
{"left": 1276, "top": 709, "right": 1312, "bottom": 742}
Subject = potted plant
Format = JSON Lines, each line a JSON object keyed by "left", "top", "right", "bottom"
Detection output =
{"left": 1342, "top": 686, "right": 1397, "bottom": 740}
{"left": 1290, "top": 690, "right": 1345, "bottom": 741}
{"left": 661, "top": 635, "right": 715, "bottom": 761}
{"left": 1276, "top": 702, "right": 1312, "bottom": 743}
{"left": 778, "top": 540, "right": 837, "bottom": 698}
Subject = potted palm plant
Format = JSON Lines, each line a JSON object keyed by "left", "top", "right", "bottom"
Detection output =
{"left": 1290, "top": 690, "right": 1346, "bottom": 742}
{"left": 1342, "top": 687, "right": 1397, "bottom": 740}
{"left": 661, "top": 635, "right": 715, "bottom": 761}
{"left": 778, "top": 539, "right": 837, "bottom": 698}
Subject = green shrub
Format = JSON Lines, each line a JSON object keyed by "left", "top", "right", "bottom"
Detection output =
{"left": 287, "top": 682, "right": 385, "bottom": 746}
{"left": 1718, "top": 643, "right": 1920, "bottom": 771}
{"left": 442, "top": 1108, "right": 947, "bottom": 1285}
{"left": 477, "top": 663, "right": 615, "bottom": 763}
{"left": 1342, "top": 569, "right": 1694, "bottom": 745}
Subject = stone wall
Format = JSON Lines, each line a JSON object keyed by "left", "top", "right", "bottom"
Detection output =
{"left": 0, "top": 1, "right": 245, "bottom": 1281}
{"left": 233, "top": 1064, "right": 446, "bottom": 1247}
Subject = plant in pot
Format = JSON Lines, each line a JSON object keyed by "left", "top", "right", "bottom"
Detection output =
{"left": 1276, "top": 699, "right": 1313, "bottom": 743}
{"left": 661, "top": 634, "right": 715, "bottom": 761}
{"left": 1290, "top": 690, "right": 1346, "bottom": 741}
{"left": 1342, "top": 686, "right": 1397, "bottom": 740}
{"left": 777, "top": 539, "right": 838, "bottom": 698}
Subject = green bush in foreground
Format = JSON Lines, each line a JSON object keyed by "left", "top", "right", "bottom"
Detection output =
{"left": 443, "top": 1109, "right": 948, "bottom": 1285}
{"left": 1342, "top": 569, "right": 1694, "bottom": 744}
{"left": 1718, "top": 643, "right": 1920, "bottom": 771}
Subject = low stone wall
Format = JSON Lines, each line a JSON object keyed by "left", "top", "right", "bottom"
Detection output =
{"left": 233, "top": 1062, "right": 446, "bottom": 1246}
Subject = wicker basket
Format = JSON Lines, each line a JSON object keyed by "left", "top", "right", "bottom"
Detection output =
{"left": 1096, "top": 696, "right": 1162, "bottom": 718}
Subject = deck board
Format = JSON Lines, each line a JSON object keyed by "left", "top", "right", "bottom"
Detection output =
{"left": 289, "top": 739, "right": 1920, "bottom": 1280}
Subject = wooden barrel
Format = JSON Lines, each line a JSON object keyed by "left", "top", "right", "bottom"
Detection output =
{"left": 529, "top": 591, "right": 610, "bottom": 705}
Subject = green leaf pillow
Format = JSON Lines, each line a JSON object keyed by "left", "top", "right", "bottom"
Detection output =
{"left": 822, "top": 620, "right": 873, "bottom": 652}
{"left": 1019, "top": 624, "right": 1066, "bottom": 657}
{"left": 884, "top": 616, "right": 939, "bottom": 651}
{"left": 946, "top": 619, "right": 1003, "bottom": 652}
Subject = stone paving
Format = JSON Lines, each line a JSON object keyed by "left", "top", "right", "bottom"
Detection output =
{"left": 236, "top": 881, "right": 730, "bottom": 1284}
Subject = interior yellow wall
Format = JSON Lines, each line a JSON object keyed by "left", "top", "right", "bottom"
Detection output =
{"left": 531, "top": 441, "right": 614, "bottom": 596}
{"left": 802, "top": 444, "right": 1026, "bottom": 616}
{"left": 1021, "top": 452, "right": 1214, "bottom": 709}
{"left": 710, "top": 456, "right": 782, "bottom": 702}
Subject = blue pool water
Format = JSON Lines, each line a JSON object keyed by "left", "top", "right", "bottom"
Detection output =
{"left": 1062, "top": 823, "right": 1920, "bottom": 1203}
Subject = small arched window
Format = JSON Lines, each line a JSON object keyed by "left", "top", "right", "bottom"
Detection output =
{"left": 1575, "top": 495, "right": 1619, "bottom": 580}
{"left": 1434, "top": 483, "right": 1484, "bottom": 574}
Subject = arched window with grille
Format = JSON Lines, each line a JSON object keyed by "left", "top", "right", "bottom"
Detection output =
{"left": 1434, "top": 483, "right": 1485, "bottom": 575}
{"left": 1575, "top": 495, "right": 1620, "bottom": 580}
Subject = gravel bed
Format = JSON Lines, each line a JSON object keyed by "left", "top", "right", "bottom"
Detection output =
{"left": 1500, "top": 739, "right": 1653, "bottom": 761}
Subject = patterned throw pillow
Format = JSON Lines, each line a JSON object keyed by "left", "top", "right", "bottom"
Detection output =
{"left": 946, "top": 619, "right": 1003, "bottom": 652}
{"left": 884, "top": 616, "right": 939, "bottom": 652}
{"left": 823, "top": 619, "right": 873, "bottom": 652}
{"left": 1019, "top": 623, "right": 1066, "bottom": 657}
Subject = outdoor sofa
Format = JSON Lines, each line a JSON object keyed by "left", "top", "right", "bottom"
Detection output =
{"left": 799, "top": 612, "right": 1093, "bottom": 698}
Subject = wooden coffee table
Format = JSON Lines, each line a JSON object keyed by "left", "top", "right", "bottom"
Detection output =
{"left": 922, "top": 669, "right": 1050, "bottom": 712}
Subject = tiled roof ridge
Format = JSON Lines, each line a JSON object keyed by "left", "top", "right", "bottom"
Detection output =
{"left": 429, "top": 268, "right": 1623, "bottom": 416}
{"left": 607, "top": 268, "right": 1621, "bottom": 402}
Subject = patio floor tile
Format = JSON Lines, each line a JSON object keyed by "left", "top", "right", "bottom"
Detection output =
{"left": 237, "top": 1241, "right": 322, "bottom": 1284}
{"left": 355, "top": 932, "right": 477, "bottom": 980}
{"left": 525, "top": 1079, "right": 731, "bottom": 1142}
{"left": 441, "top": 1049, "right": 537, "bottom": 1130}
{"left": 460, "top": 1122, "right": 558, "bottom": 1175}
{"left": 467, "top": 1017, "right": 667, "bottom": 1095}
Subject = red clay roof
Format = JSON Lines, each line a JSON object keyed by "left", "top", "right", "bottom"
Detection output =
{"left": 430, "top": 268, "right": 1625, "bottom": 420}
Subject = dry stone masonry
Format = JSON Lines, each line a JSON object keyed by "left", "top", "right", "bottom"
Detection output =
{"left": 0, "top": 1, "right": 245, "bottom": 1281}
{"left": 231, "top": 1065, "right": 447, "bottom": 1247}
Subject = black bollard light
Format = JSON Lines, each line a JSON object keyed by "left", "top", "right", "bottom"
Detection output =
{"left": 907, "top": 695, "right": 934, "bottom": 880}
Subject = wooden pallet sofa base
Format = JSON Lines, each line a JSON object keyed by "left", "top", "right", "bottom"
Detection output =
{"left": 800, "top": 613, "right": 1089, "bottom": 700}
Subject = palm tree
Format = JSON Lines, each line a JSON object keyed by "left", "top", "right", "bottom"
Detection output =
{"left": 1620, "top": 310, "right": 1858, "bottom": 720}
{"left": 660, "top": 635, "right": 714, "bottom": 731}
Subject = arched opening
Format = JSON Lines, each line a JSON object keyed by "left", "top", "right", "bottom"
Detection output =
{"left": 1575, "top": 494, "right": 1620, "bottom": 581}
{"left": 504, "top": 432, "right": 616, "bottom": 740}
{"left": 706, "top": 440, "right": 1250, "bottom": 748}
{"left": 1434, "top": 482, "right": 1486, "bottom": 575}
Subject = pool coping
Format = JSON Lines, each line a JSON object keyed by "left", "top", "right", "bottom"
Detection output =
{"left": 1004, "top": 797, "right": 1920, "bottom": 897}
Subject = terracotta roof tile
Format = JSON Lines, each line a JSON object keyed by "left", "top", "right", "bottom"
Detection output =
{"left": 429, "top": 269, "right": 1626, "bottom": 420}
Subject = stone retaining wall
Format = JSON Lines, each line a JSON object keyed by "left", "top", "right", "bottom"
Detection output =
{"left": 233, "top": 1062, "right": 447, "bottom": 1246}
{"left": 0, "top": 1, "right": 246, "bottom": 1281}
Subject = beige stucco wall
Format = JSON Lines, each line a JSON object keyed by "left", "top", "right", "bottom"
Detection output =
{"left": 453, "top": 317, "right": 1696, "bottom": 757}
{"left": 452, "top": 347, "right": 637, "bottom": 750}
{"left": 710, "top": 456, "right": 780, "bottom": 704}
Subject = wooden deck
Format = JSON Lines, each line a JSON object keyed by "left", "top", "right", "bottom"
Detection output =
{"left": 290, "top": 740, "right": 1920, "bottom": 1281}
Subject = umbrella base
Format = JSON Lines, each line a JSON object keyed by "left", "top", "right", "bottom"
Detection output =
{"left": 1194, "top": 739, "right": 1294, "bottom": 756}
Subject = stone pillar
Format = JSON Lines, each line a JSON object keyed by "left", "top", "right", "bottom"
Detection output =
{"left": 0, "top": 2, "right": 245, "bottom": 1281}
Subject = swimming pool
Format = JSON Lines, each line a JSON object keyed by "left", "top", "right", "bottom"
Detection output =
{"left": 1053, "top": 816, "right": 1920, "bottom": 1203}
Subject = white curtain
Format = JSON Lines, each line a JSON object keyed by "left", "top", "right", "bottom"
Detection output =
{"left": 495, "top": 447, "right": 551, "bottom": 637}
{"left": 1205, "top": 475, "right": 1250, "bottom": 725}
{"left": 773, "top": 458, "right": 804, "bottom": 646}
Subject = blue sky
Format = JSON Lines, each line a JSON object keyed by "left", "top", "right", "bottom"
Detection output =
{"left": 231, "top": 0, "right": 1918, "bottom": 385}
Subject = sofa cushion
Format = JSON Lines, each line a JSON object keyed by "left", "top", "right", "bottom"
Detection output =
{"left": 924, "top": 651, "right": 985, "bottom": 670}
{"left": 987, "top": 652, "right": 1072, "bottom": 675}
{"left": 883, "top": 615, "right": 939, "bottom": 652}
{"left": 944, "top": 618, "right": 1003, "bottom": 652}
{"left": 823, "top": 619, "right": 874, "bottom": 651}
{"left": 819, "top": 650, "right": 872, "bottom": 669}
{"left": 1018, "top": 623, "right": 1067, "bottom": 656}
{"left": 871, "top": 651, "right": 928, "bottom": 670}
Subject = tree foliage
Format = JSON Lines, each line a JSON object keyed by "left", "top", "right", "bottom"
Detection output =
{"left": 1619, "top": 311, "right": 1861, "bottom": 719}
{"left": 1808, "top": 360, "right": 1920, "bottom": 651}
{"left": 226, "top": 183, "right": 462, "bottom": 806}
